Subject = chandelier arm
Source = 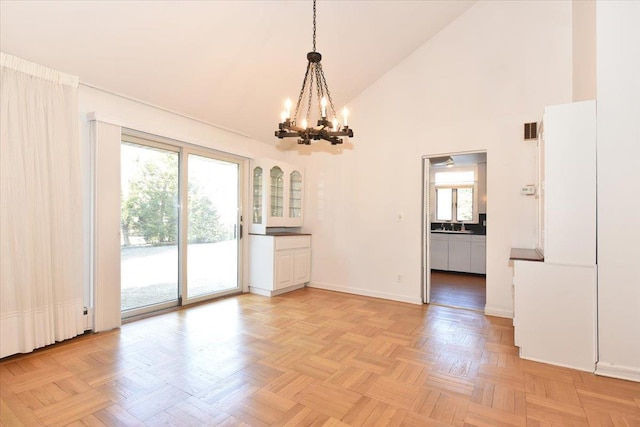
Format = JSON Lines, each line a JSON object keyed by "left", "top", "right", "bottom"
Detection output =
{"left": 294, "top": 61, "right": 313, "bottom": 123}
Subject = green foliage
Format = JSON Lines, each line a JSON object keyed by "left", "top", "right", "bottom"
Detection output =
{"left": 188, "top": 183, "right": 224, "bottom": 243}
{"left": 121, "top": 153, "right": 227, "bottom": 246}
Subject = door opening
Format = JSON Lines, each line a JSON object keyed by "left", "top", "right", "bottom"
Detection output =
{"left": 422, "top": 152, "right": 487, "bottom": 312}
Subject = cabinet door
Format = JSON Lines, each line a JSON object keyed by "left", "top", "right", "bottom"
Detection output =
{"left": 430, "top": 234, "right": 449, "bottom": 270}
{"left": 293, "top": 247, "right": 311, "bottom": 283}
{"left": 275, "top": 250, "right": 293, "bottom": 290}
{"left": 448, "top": 236, "right": 471, "bottom": 272}
{"left": 470, "top": 238, "right": 486, "bottom": 274}
{"left": 269, "top": 166, "right": 285, "bottom": 223}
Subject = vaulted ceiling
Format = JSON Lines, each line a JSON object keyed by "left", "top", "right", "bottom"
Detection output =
{"left": 1, "top": 1, "right": 475, "bottom": 144}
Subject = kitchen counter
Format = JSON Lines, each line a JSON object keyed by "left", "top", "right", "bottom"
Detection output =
{"left": 431, "top": 230, "right": 485, "bottom": 235}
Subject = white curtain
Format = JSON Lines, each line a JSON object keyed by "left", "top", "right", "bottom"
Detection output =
{"left": 0, "top": 52, "right": 84, "bottom": 358}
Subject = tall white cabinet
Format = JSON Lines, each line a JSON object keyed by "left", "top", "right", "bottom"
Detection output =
{"left": 513, "top": 100, "right": 597, "bottom": 372}
{"left": 249, "top": 159, "right": 311, "bottom": 297}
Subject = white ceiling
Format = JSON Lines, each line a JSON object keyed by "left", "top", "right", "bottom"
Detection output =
{"left": 0, "top": 0, "right": 475, "bottom": 143}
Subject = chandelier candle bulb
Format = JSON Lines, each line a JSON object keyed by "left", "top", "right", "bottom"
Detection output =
{"left": 281, "top": 112, "right": 287, "bottom": 123}
{"left": 285, "top": 98, "right": 292, "bottom": 119}
{"left": 342, "top": 108, "right": 349, "bottom": 127}
{"left": 321, "top": 97, "right": 327, "bottom": 118}
{"left": 302, "top": 119, "right": 308, "bottom": 129}
{"left": 332, "top": 118, "right": 338, "bottom": 131}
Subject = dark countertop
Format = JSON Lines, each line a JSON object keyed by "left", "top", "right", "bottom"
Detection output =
{"left": 510, "top": 248, "right": 544, "bottom": 262}
{"left": 431, "top": 230, "right": 485, "bottom": 235}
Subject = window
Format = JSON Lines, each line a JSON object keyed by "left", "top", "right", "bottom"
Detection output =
{"left": 433, "top": 166, "right": 478, "bottom": 223}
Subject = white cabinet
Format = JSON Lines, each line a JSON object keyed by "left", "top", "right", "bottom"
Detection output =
{"left": 513, "top": 260, "right": 597, "bottom": 372}
{"left": 542, "top": 101, "right": 596, "bottom": 265}
{"left": 430, "top": 233, "right": 485, "bottom": 274}
{"left": 250, "top": 159, "right": 304, "bottom": 234}
{"left": 512, "top": 101, "right": 597, "bottom": 373}
{"left": 448, "top": 235, "right": 471, "bottom": 273}
{"left": 470, "top": 235, "right": 486, "bottom": 274}
{"left": 430, "top": 233, "right": 449, "bottom": 270}
{"left": 250, "top": 234, "right": 311, "bottom": 296}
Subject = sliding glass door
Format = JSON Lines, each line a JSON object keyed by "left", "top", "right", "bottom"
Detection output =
{"left": 120, "top": 141, "right": 180, "bottom": 313}
{"left": 120, "top": 135, "right": 242, "bottom": 316}
{"left": 185, "top": 153, "right": 240, "bottom": 301}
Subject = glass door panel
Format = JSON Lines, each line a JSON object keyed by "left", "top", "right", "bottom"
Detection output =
{"left": 289, "top": 171, "right": 302, "bottom": 218}
{"left": 186, "top": 154, "right": 240, "bottom": 300}
{"left": 253, "top": 167, "right": 263, "bottom": 224}
{"left": 120, "top": 142, "right": 179, "bottom": 313}
{"left": 270, "top": 166, "right": 284, "bottom": 217}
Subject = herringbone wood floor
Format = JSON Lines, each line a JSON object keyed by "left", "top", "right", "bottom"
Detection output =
{"left": 1, "top": 288, "right": 638, "bottom": 426}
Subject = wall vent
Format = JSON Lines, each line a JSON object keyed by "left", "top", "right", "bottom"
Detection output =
{"left": 524, "top": 122, "right": 538, "bottom": 140}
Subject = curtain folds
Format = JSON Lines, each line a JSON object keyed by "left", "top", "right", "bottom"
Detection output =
{"left": 0, "top": 52, "right": 84, "bottom": 358}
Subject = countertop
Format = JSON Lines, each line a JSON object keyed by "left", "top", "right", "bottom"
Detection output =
{"left": 509, "top": 248, "right": 544, "bottom": 262}
{"left": 431, "top": 230, "right": 486, "bottom": 235}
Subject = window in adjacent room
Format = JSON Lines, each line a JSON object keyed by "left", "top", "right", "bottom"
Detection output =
{"left": 433, "top": 167, "right": 478, "bottom": 223}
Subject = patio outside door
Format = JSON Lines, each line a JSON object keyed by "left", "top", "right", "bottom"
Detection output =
{"left": 120, "top": 136, "right": 241, "bottom": 317}
{"left": 185, "top": 152, "right": 240, "bottom": 302}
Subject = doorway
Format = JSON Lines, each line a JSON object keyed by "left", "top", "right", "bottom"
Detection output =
{"left": 422, "top": 152, "right": 487, "bottom": 311}
{"left": 120, "top": 133, "right": 242, "bottom": 317}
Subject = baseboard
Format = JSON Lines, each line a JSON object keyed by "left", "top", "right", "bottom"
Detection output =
{"left": 596, "top": 362, "right": 640, "bottom": 382}
{"left": 519, "top": 351, "right": 596, "bottom": 373}
{"left": 484, "top": 306, "right": 513, "bottom": 319}
{"left": 249, "top": 283, "right": 305, "bottom": 297}
{"left": 308, "top": 281, "right": 422, "bottom": 305}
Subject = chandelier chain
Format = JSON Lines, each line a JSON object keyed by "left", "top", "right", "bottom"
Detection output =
{"left": 294, "top": 62, "right": 312, "bottom": 124}
{"left": 318, "top": 64, "right": 337, "bottom": 117}
{"left": 312, "top": 0, "right": 317, "bottom": 52}
{"left": 307, "top": 71, "right": 314, "bottom": 122}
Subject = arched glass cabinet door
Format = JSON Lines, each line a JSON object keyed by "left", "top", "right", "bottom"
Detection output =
{"left": 289, "top": 170, "right": 302, "bottom": 218}
{"left": 252, "top": 166, "right": 263, "bottom": 224}
{"left": 270, "top": 166, "right": 284, "bottom": 217}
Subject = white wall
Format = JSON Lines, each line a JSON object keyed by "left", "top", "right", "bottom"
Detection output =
{"left": 572, "top": 0, "right": 596, "bottom": 102}
{"left": 294, "top": 1, "right": 573, "bottom": 314}
{"left": 595, "top": 1, "right": 640, "bottom": 382}
{"left": 77, "top": 85, "right": 283, "bottom": 329}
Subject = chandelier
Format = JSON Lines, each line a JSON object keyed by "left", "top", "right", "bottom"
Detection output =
{"left": 275, "top": 0, "right": 354, "bottom": 146}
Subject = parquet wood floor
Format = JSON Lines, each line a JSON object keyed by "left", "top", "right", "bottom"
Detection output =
{"left": 1, "top": 288, "right": 638, "bottom": 426}
{"left": 430, "top": 272, "right": 486, "bottom": 312}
